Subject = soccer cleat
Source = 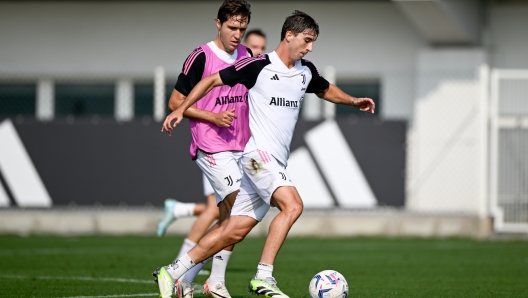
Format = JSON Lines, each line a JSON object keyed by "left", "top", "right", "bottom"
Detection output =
{"left": 176, "top": 279, "right": 195, "bottom": 298}
{"left": 152, "top": 267, "right": 161, "bottom": 284}
{"left": 203, "top": 279, "right": 232, "bottom": 298}
{"left": 157, "top": 267, "right": 176, "bottom": 298}
{"left": 248, "top": 277, "right": 289, "bottom": 298}
{"left": 152, "top": 267, "right": 208, "bottom": 285}
{"left": 157, "top": 199, "right": 178, "bottom": 237}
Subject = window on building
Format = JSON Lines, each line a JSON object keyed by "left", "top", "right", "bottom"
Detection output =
{"left": 0, "top": 83, "right": 36, "bottom": 117}
{"left": 335, "top": 80, "right": 380, "bottom": 117}
{"left": 55, "top": 83, "right": 114, "bottom": 117}
{"left": 134, "top": 82, "right": 176, "bottom": 118}
{"left": 134, "top": 83, "right": 154, "bottom": 117}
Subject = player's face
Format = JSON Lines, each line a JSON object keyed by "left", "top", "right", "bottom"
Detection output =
{"left": 288, "top": 30, "right": 316, "bottom": 61}
{"left": 216, "top": 16, "right": 248, "bottom": 54}
{"left": 244, "top": 34, "right": 266, "bottom": 56}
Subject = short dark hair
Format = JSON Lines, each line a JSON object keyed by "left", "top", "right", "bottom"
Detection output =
{"left": 244, "top": 29, "right": 266, "bottom": 42}
{"left": 217, "top": 0, "right": 251, "bottom": 25}
{"left": 280, "top": 10, "right": 319, "bottom": 41}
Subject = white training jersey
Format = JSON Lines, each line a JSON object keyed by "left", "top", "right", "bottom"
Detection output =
{"left": 219, "top": 51, "right": 329, "bottom": 166}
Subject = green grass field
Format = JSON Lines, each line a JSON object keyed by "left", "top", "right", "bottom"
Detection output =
{"left": 0, "top": 235, "right": 527, "bottom": 298}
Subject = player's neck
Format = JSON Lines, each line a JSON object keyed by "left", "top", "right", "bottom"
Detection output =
{"left": 213, "top": 37, "right": 236, "bottom": 55}
{"left": 275, "top": 44, "right": 296, "bottom": 69}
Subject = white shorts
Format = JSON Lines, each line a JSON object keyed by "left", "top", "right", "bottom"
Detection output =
{"left": 202, "top": 173, "right": 214, "bottom": 197}
{"left": 196, "top": 150, "right": 243, "bottom": 205}
{"left": 231, "top": 149, "right": 295, "bottom": 221}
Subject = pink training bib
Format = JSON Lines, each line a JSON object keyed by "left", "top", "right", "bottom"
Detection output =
{"left": 187, "top": 43, "right": 251, "bottom": 159}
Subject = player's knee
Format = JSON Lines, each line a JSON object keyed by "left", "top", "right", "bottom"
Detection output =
{"left": 228, "top": 231, "right": 247, "bottom": 244}
{"left": 286, "top": 200, "right": 303, "bottom": 219}
{"left": 224, "top": 234, "right": 242, "bottom": 245}
{"left": 223, "top": 227, "right": 248, "bottom": 245}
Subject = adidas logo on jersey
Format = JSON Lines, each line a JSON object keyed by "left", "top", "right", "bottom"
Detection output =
{"left": 269, "top": 97, "right": 299, "bottom": 108}
{"left": 270, "top": 74, "right": 279, "bottom": 80}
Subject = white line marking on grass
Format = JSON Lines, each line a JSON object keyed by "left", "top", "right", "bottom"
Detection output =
{"left": 0, "top": 274, "right": 153, "bottom": 284}
{"left": 56, "top": 294, "right": 158, "bottom": 298}
{"left": 0, "top": 248, "right": 127, "bottom": 256}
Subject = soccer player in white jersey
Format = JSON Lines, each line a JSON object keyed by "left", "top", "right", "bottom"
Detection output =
{"left": 154, "top": 1, "right": 254, "bottom": 298}
{"left": 157, "top": 10, "right": 375, "bottom": 298}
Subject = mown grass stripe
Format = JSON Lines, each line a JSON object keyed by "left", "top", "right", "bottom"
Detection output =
{"left": 0, "top": 274, "right": 152, "bottom": 284}
{"left": 56, "top": 294, "right": 157, "bottom": 298}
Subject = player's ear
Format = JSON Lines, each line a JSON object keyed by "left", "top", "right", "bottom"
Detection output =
{"left": 285, "top": 31, "right": 294, "bottom": 42}
{"left": 215, "top": 19, "right": 221, "bottom": 30}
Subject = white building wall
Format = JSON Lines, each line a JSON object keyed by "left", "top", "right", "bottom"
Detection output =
{"left": 403, "top": 3, "right": 528, "bottom": 216}
{"left": 0, "top": 1, "right": 424, "bottom": 120}
{"left": 406, "top": 49, "right": 487, "bottom": 215}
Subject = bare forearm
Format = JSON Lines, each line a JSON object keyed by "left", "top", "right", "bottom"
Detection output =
{"left": 320, "top": 84, "right": 356, "bottom": 106}
{"left": 168, "top": 91, "right": 181, "bottom": 112}
{"left": 168, "top": 89, "right": 218, "bottom": 122}
{"left": 177, "top": 74, "right": 220, "bottom": 113}
{"left": 320, "top": 83, "right": 376, "bottom": 114}
{"left": 184, "top": 107, "right": 218, "bottom": 123}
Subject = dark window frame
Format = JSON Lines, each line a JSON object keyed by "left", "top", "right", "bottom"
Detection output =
{"left": 54, "top": 82, "right": 115, "bottom": 117}
{"left": 0, "top": 82, "right": 37, "bottom": 117}
{"left": 335, "top": 79, "right": 381, "bottom": 117}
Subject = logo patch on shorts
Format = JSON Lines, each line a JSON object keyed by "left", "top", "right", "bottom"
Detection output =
{"left": 250, "top": 158, "right": 263, "bottom": 174}
{"left": 225, "top": 175, "right": 234, "bottom": 186}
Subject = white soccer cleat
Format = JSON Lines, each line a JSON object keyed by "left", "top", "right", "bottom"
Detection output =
{"left": 157, "top": 199, "right": 178, "bottom": 237}
{"left": 176, "top": 279, "right": 195, "bottom": 298}
{"left": 203, "top": 279, "right": 232, "bottom": 298}
{"left": 157, "top": 267, "right": 176, "bottom": 298}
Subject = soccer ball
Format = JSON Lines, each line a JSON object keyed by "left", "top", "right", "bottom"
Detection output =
{"left": 308, "top": 270, "right": 349, "bottom": 298}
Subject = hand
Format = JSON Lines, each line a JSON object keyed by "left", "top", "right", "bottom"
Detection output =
{"left": 212, "top": 108, "right": 237, "bottom": 127}
{"left": 353, "top": 97, "right": 376, "bottom": 114}
{"left": 161, "top": 109, "right": 184, "bottom": 136}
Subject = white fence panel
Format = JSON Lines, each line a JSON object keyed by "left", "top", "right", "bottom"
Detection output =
{"left": 490, "top": 69, "right": 528, "bottom": 233}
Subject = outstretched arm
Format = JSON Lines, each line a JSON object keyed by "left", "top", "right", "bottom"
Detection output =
{"left": 162, "top": 72, "right": 225, "bottom": 135}
{"left": 167, "top": 89, "right": 237, "bottom": 128}
{"left": 317, "top": 84, "right": 375, "bottom": 114}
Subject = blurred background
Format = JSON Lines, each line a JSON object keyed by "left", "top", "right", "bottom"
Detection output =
{"left": 0, "top": 0, "right": 527, "bottom": 237}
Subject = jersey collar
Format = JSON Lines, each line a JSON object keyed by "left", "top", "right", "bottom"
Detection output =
{"left": 268, "top": 51, "right": 300, "bottom": 72}
{"left": 207, "top": 41, "right": 238, "bottom": 63}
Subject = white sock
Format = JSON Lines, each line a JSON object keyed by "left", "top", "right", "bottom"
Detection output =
{"left": 208, "top": 250, "right": 232, "bottom": 284}
{"left": 166, "top": 253, "right": 196, "bottom": 280}
{"left": 175, "top": 238, "right": 196, "bottom": 262}
{"left": 182, "top": 257, "right": 212, "bottom": 283}
{"left": 172, "top": 202, "right": 196, "bottom": 218}
{"left": 254, "top": 262, "right": 273, "bottom": 280}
